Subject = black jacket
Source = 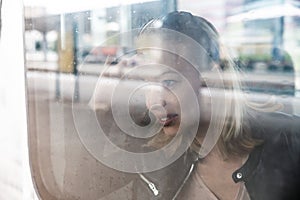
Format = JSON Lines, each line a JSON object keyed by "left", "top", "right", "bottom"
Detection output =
{"left": 133, "top": 112, "right": 300, "bottom": 200}
{"left": 232, "top": 112, "right": 300, "bottom": 200}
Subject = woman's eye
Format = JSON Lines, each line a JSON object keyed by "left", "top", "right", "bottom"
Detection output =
{"left": 162, "top": 80, "right": 176, "bottom": 87}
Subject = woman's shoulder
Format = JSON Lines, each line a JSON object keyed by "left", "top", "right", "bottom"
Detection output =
{"left": 247, "top": 110, "right": 300, "bottom": 140}
{"left": 242, "top": 111, "right": 300, "bottom": 199}
{"left": 247, "top": 110, "right": 300, "bottom": 163}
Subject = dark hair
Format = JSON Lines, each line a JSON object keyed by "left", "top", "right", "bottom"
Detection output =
{"left": 140, "top": 11, "right": 220, "bottom": 63}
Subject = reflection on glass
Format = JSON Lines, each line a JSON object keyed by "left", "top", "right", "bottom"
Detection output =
{"left": 24, "top": 0, "right": 300, "bottom": 200}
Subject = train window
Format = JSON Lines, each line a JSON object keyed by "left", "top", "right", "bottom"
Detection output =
{"left": 24, "top": 0, "right": 300, "bottom": 199}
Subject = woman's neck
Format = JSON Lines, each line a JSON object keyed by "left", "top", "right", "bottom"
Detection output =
{"left": 196, "top": 145, "right": 246, "bottom": 200}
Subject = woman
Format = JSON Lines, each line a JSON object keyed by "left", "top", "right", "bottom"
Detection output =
{"left": 113, "top": 11, "right": 300, "bottom": 200}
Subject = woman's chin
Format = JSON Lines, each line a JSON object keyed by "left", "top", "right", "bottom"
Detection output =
{"left": 163, "top": 125, "right": 179, "bottom": 136}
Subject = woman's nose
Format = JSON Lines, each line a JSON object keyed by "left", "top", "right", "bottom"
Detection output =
{"left": 161, "top": 99, "right": 167, "bottom": 107}
{"left": 145, "top": 85, "right": 167, "bottom": 108}
{"left": 147, "top": 97, "right": 167, "bottom": 109}
{"left": 151, "top": 98, "right": 167, "bottom": 107}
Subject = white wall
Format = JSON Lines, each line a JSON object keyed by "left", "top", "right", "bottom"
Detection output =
{"left": 0, "top": 0, "right": 38, "bottom": 199}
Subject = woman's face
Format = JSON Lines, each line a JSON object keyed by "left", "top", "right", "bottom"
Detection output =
{"left": 142, "top": 49, "right": 202, "bottom": 136}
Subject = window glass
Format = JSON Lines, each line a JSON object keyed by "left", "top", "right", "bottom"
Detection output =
{"left": 24, "top": 0, "right": 300, "bottom": 199}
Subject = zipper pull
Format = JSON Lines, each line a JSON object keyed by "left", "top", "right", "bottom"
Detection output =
{"left": 138, "top": 173, "right": 159, "bottom": 196}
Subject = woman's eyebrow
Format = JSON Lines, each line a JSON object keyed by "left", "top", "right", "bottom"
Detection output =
{"left": 159, "top": 71, "right": 178, "bottom": 77}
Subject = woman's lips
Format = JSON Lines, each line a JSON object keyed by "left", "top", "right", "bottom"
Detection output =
{"left": 159, "top": 114, "right": 179, "bottom": 126}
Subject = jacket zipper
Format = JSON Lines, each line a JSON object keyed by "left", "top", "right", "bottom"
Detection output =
{"left": 171, "top": 163, "right": 195, "bottom": 200}
{"left": 138, "top": 173, "right": 159, "bottom": 196}
{"left": 137, "top": 162, "right": 195, "bottom": 199}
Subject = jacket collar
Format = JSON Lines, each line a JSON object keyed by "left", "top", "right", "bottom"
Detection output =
{"left": 232, "top": 144, "right": 263, "bottom": 183}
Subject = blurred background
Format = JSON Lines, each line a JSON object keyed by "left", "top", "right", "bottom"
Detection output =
{"left": 1, "top": 0, "right": 300, "bottom": 199}
{"left": 24, "top": 0, "right": 300, "bottom": 97}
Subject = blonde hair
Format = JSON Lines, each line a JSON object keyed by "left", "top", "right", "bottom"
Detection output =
{"left": 140, "top": 11, "right": 264, "bottom": 158}
{"left": 209, "top": 45, "right": 258, "bottom": 158}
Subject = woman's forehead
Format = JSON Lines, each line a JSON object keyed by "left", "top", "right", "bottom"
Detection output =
{"left": 136, "top": 34, "right": 212, "bottom": 71}
{"left": 137, "top": 48, "right": 200, "bottom": 74}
